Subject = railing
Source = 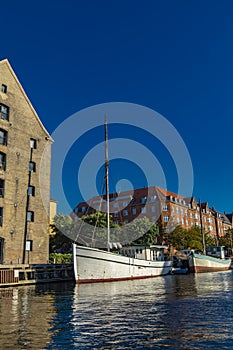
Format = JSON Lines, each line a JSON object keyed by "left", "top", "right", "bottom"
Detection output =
{"left": 0, "top": 270, "right": 19, "bottom": 284}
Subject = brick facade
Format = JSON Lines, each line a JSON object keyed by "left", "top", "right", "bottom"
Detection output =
{"left": 73, "top": 186, "right": 232, "bottom": 240}
{"left": 0, "top": 59, "right": 52, "bottom": 264}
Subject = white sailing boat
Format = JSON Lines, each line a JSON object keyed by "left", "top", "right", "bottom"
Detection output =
{"left": 72, "top": 119, "right": 172, "bottom": 283}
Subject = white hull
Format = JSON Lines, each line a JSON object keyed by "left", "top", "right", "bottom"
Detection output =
{"left": 73, "top": 244, "right": 172, "bottom": 283}
{"left": 188, "top": 253, "right": 231, "bottom": 273}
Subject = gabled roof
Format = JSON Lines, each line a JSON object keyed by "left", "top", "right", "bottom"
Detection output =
{"left": 156, "top": 186, "right": 184, "bottom": 200}
{"left": 0, "top": 58, "right": 53, "bottom": 141}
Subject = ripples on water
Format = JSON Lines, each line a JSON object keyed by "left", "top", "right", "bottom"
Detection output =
{"left": 0, "top": 271, "right": 233, "bottom": 349}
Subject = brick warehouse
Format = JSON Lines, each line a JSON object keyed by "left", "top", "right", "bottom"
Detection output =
{"left": 0, "top": 59, "right": 52, "bottom": 264}
{"left": 73, "top": 186, "right": 233, "bottom": 240}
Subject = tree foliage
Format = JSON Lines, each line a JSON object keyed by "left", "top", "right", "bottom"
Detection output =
{"left": 50, "top": 213, "right": 160, "bottom": 251}
{"left": 165, "top": 225, "right": 215, "bottom": 251}
{"left": 130, "top": 217, "right": 159, "bottom": 245}
{"left": 219, "top": 229, "right": 233, "bottom": 249}
{"left": 50, "top": 214, "right": 74, "bottom": 253}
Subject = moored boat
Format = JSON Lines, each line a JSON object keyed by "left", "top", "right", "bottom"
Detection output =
{"left": 72, "top": 118, "right": 172, "bottom": 283}
{"left": 187, "top": 246, "right": 231, "bottom": 273}
{"left": 73, "top": 244, "right": 172, "bottom": 283}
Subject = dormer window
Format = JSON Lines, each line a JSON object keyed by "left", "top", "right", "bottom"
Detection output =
{"left": 141, "top": 197, "right": 147, "bottom": 204}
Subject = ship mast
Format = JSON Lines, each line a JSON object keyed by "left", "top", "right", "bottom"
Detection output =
{"left": 199, "top": 199, "right": 206, "bottom": 255}
{"left": 104, "top": 116, "right": 110, "bottom": 251}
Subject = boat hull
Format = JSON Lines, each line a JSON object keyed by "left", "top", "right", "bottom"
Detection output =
{"left": 73, "top": 244, "right": 172, "bottom": 283}
{"left": 188, "top": 253, "right": 231, "bottom": 273}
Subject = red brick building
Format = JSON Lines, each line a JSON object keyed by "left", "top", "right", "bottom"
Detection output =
{"left": 73, "top": 186, "right": 232, "bottom": 239}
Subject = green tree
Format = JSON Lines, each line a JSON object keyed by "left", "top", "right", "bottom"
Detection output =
{"left": 219, "top": 229, "right": 233, "bottom": 249}
{"left": 121, "top": 217, "right": 159, "bottom": 245}
{"left": 50, "top": 214, "right": 74, "bottom": 253}
{"left": 79, "top": 211, "right": 120, "bottom": 246}
{"left": 133, "top": 222, "right": 159, "bottom": 245}
{"left": 165, "top": 225, "right": 212, "bottom": 251}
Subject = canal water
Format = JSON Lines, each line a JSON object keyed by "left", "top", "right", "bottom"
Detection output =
{"left": 1, "top": 271, "right": 233, "bottom": 349}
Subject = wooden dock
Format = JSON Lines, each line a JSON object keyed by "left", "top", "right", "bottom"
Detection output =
{"left": 0, "top": 263, "right": 74, "bottom": 287}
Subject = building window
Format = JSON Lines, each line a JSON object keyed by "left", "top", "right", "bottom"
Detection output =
{"left": 26, "top": 240, "right": 33, "bottom": 251}
{"left": 0, "top": 207, "right": 3, "bottom": 226}
{"left": 1, "top": 85, "right": 7, "bottom": 93}
{"left": 150, "top": 195, "right": 156, "bottom": 202}
{"left": 114, "top": 211, "right": 118, "bottom": 217}
{"left": 186, "top": 219, "right": 189, "bottom": 226}
{"left": 28, "top": 186, "right": 35, "bottom": 196}
{"left": 190, "top": 213, "right": 193, "bottom": 218}
{"left": 27, "top": 211, "right": 34, "bottom": 222}
{"left": 163, "top": 205, "right": 168, "bottom": 211}
{"left": 0, "top": 179, "right": 4, "bottom": 198}
{"left": 0, "top": 152, "right": 6, "bottom": 171}
{"left": 123, "top": 201, "right": 128, "bottom": 207}
{"left": 151, "top": 206, "right": 156, "bottom": 213}
{"left": 30, "top": 138, "right": 37, "bottom": 149}
{"left": 0, "top": 129, "right": 7, "bottom": 146}
{"left": 123, "top": 210, "right": 128, "bottom": 216}
{"left": 29, "top": 161, "right": 36, "bottom": 172}
{"left": 152, "top": 216, "right": 156, "bottom": 222}
{"left": 81, "top": 206, "right": 87, "bottom": 213}
{"left": 141, "top": 197, "right": 147, "bottom": 204}
{"left": 164, "top": 216, "right": 169, "bottom": 222}
{"left": 141, "top": 207, "right": 146, "bottom": 214}
{"left": 113, "top": 202, "right": 118, "bottom": 208}
{"left": 132, "top": 208, "right": 136, "bottom": 215}
{"left": 0, "top": 104, "right": 9, "bottom": 120}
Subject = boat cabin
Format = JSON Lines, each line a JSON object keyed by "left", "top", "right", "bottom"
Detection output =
{"left": 120, "top": 245, "right": 168, "bottom": 261}
{"left": 206, "top": 246, "right": 226, "bottom": 259}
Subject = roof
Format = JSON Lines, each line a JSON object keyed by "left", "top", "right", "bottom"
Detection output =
{"left": 0, "top": 58, "right": 53, "bottom": 142}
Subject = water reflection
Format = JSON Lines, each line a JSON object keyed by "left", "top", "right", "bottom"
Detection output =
{"left": 0, "top": 285, "right": 57, "bottom": 349}
{"left": 0, "top": 272, "right": 233, "bottom": 349}
{"left": 65, "top": 272, "right": 233, "bottom": 349}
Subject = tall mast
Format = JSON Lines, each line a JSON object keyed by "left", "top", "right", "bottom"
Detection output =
{"left": 199, "top": 199, "right": 206, "bottom": 255}
{"left": 104, "top": 116, "right": 110, "bottom": 251}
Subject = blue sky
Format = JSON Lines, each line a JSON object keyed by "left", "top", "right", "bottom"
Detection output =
{"left": 1, "top": 0, "right": 233, "bottom": 214}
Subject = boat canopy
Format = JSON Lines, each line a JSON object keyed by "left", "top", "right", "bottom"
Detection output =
{"left": 150, "top": 245, "right": 169, "bottom": 250}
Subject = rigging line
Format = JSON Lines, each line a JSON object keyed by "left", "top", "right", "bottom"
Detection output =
{"left": 91, "top": 175, "right": 106, "bottom": 245}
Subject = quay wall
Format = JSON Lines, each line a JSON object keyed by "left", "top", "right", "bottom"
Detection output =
{"left": 0, "top": 263, "right": 74, "bottom": 287}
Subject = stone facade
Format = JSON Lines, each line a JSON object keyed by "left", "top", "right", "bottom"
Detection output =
{"left": 0, "top": 59, "right": 52, "bottom": 264}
